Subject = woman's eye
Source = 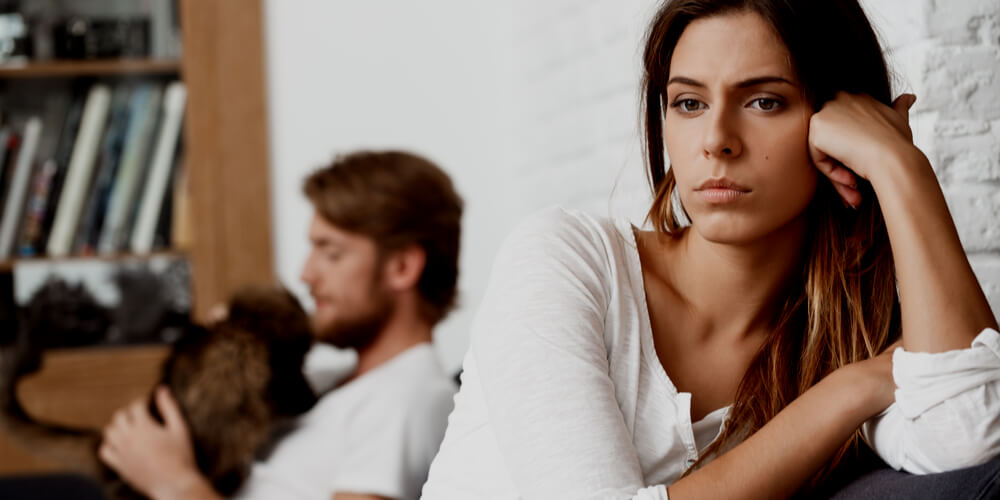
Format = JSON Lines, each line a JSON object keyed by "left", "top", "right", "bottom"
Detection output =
{"left": 750, "top": 98, "right": 782, "bottom": 111}
{"left": 672, "top": 99, "right": 704, "bottom": 113}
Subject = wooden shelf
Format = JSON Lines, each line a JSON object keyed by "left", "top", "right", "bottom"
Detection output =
{"left": 0, "top": 344, "right": 170, "bottom": 473}
{"left": 0, "top": 249, "right": 189, "bottom": 273}
{"left": 17, "top": 344, "right": 170, "bottom": 430}
{"left": 0, "top": 59, "right": 181, "bottom": 78}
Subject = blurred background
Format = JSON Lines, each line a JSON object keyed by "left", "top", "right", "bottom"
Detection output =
{"left": 0, "top": 0, "right": 996, "bottom": 474}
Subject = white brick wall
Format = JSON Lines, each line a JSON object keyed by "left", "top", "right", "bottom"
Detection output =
{"left": 504, "top": 0, "right": 1000, "bottom": 323}
{"left": 866, "top": 0, "right": 1000, "bottom": 319}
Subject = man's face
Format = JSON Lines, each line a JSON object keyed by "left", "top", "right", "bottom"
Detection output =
{"left": 299, "top": 212, "right": 393, "bottom": 349}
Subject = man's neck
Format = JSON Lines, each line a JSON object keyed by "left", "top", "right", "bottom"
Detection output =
{"left": 351, "top": 309, "right": 433, "bottom": 381}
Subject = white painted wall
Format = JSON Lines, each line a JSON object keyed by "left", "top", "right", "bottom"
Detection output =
{"left": 263, "top": 1, "right": 515, "bottom": 370}
{"left": 265, "top": 0, "right": 1000, "bottom": 372}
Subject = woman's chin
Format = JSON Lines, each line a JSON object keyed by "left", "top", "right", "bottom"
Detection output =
{"left": 689, "top": 217, "right": 766, "bottom": 246}
{"left": 689, "top": 211, "right": 810, "bottom": 249}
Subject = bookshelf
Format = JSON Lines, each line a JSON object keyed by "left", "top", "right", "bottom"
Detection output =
{"left": 0, "top": 0, "right": 274, "bottom": 474}
{"left": 0, "top": 59, "right": 181, "bottom": 78}
{"left": 0, "top": 249, "right": 188, "bottom": 273}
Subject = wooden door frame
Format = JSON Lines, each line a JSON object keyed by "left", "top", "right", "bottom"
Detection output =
{"left": 181, "top": 0, "right": 274, "bottom": 319}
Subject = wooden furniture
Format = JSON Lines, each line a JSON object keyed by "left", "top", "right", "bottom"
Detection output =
{"left": 0, "top": 0, "right": 273, "bottom": 473}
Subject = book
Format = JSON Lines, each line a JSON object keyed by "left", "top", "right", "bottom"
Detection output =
{"left": 21, "top": 88, "right": 88, "bottom": 256}
{"left": 152, "top": 153, "right": 178, "bottom": 251}
{"left": 15, "top": 159, "right": 57, "bottom": 257}
{"left": 98, "top": 84, "right": 163, "bottom": 254}
{"left": 131, "top": 81, "right": 185, "bottom": 254}
{"left": 47, "top": 84, "right": 113, "bottom": 257}
{"left": 0, "top": 117, "right": 43, "bottom": 259}
{"left": 34, "top": 92, "right": 73, "bottom": 166}
{"left": 73, "top": 84, "right": 133, "bottom": 255}
{"left": 0, "top": 130, "right": 20, "bottom": 214}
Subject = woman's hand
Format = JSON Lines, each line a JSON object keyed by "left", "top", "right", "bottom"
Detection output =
{"left": 99, "top": 386, "right": 217, "bottom": 500}
{"left": 807, "top": 92, "right": 918, "bottom": 207}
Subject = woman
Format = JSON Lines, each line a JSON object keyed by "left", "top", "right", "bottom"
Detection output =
{"left": 420, "top": 1, "right": 1000, "bottom": 499}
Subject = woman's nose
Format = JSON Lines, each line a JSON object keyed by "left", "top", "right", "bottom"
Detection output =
{"left": 703, "top": 110, "right": 743, "bottom": 159}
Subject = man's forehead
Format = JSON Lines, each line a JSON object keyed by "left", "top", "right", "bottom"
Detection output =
{"left": 308, "top": 213, "right": 365, "bottom": 245}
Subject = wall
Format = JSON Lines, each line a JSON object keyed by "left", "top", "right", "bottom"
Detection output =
{"left": 263, "top": 1, "right": 514, "bottom": 370}
{"left": 862, "top": 0, "right": 1000, "bottom": 325}
{"left": 265, "top": 0, "right": 1000, "bottom": 371}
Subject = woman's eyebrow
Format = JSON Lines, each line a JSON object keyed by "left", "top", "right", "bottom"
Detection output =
{"left": 734, "top": 76, "right": 796, "bottom": 88}
{"left": 666, "top": 75, "right": 796, "bottom": 88}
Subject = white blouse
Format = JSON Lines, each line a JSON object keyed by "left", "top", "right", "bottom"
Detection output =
{"left": 420, "top": 207, "right": 1000, "bottom": 500}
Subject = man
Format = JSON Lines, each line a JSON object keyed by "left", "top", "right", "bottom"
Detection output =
{"left": 99, "top": 151, "right": 463, "bottom": 500}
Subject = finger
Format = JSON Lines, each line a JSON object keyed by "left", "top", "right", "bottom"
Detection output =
{"left": 827, "top": 164, "right": 856, "bottom": 188}
{"left": 102, "top": 424, "right": 126, "bottom": 450}
{"left": 891, "top": 93, "right": 916, "bottom": 121}
{"left": 127, "top": 399, "right": 149, "bottom": 424}
{"left": 155, "top": 386, "right": 188, "bottom": 436}
{"left": 832, "top": 182, "right": 862, "bottom": 209}
{"left": 812, "top": 153, "right": 858, "bottom": 188}
{"left": 807, "top": 131, "right": 828, "bottom": 169}
{"left": 111, "top": 408, "right": 132, "bottom": 429}
{"left": 98, "top": 442, "right": 119, "bottom": 468}
{"left": 209, "top": 303, "right": 229, "bottom": 323}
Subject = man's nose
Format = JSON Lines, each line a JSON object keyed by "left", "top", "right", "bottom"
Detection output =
{"left": 300, "top": 254, "right": 316, "bottom": 285}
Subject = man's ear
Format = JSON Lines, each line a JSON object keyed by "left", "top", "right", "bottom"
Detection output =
{"left": 382, "top": 245, "right": 426, "bottom": 292}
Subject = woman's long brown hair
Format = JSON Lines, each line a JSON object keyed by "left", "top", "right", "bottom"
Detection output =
{"left": 640, "top": 0, "right": 902, "bottom": 486}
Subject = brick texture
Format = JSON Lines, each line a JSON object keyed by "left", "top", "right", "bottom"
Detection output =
{"left": 506, "top": 0, "right": 1000, "bottom": 322}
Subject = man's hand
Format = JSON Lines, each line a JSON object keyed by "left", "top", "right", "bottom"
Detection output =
{"left": 99, "top": 386, "right": 218, "bottom": 500}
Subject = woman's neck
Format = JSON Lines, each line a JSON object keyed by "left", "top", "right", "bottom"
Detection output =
{"left": 657, "top": 214, "right": 809, "bottom": 342}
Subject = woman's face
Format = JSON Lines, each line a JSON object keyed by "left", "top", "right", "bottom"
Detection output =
{"left": 664, "top": 10, "right": 818, "bottom": 245}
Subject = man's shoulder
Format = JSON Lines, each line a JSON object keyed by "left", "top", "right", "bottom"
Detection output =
{"left": 377, "top": 345, "right": 457, "bottom": 406}
{"left": 317, "top": 345, "right": 454, "bottom": 413}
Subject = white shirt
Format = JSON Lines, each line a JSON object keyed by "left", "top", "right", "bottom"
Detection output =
{"left": 237, "top": 343, "right": 456, "bottom": 500}
{"left": 420, "top": 207, "right": 1000, "bottom": 500}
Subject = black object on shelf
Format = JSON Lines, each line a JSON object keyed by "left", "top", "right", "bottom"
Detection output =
{"left": 52, "top": 17, "right": 150, "bottom": 60}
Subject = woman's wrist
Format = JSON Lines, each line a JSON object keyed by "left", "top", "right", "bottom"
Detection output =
{"left": 866, "top": 143, "right": 937, "bottom": 204}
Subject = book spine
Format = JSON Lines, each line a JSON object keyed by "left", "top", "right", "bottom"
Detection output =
{"left": 131, "top": 82, "right": 186, "bottom": 254}
{"left": 73, "top": 85, "right": 133, "bottom": 255}
{"left": 98, "top": 85, "right": 162, "bottom": 255}
{"left": 16, "top": 159, "right": 57, "bottom": 257}
{"left": 0, "top": 117, "right": 43, "bottom": 258}
{"left": 0, "top": 131, "right": 20, "bottom": 212}
{"left": 31, "top": 91, "right": 88, "bottom": 255}
{"left": 46, "top": 85, "right": 113, "bottom": 257}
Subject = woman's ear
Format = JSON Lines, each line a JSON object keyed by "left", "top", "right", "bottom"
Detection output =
{"left": 383, "top": 245, "right": 427, "bottom": 292}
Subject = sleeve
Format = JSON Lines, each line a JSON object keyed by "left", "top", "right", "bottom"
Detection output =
{"left": 329, "top": 383, "right": 455, "bottom": 499}
{"left": 863, "top": 327, "right": 1000, "bottom": 474}
{"left": 469, "top": 208, "right": 664, "bottom": 499}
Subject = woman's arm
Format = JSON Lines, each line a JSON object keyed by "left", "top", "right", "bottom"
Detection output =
{"left": 668, "top": 352, "right": 895, "bottom": 500}
{"left": 871, "top": 146, "right": 997, "bottom": 351}
{"left": 808, "top": 92, "right": 998, "bottom": 353}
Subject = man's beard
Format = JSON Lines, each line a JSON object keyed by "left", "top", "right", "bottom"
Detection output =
{"left": 313, "top": 286, "right": 394, "bottom": 351}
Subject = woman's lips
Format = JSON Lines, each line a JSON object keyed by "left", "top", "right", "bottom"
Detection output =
{"left": 695, "top": 178, "right": 751, "bottom": 203}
